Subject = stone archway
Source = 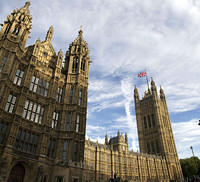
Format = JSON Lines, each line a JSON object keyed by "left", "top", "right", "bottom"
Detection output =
{"left": 7, "top": 163, "right": 25, "bottom": 182}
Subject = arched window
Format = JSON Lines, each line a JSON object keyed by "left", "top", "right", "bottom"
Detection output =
{"left": 72, "top": 57, "right": 79, "bottom": 72}
{"left": 13, "top": 24, "right": 21, "bottom": 35}
{"left": 5, "top": 24, "right": 11, "bottom": 34}
{"left": 81, "top": 59, "right": 86, "bottom": 71}
{"left": 7, "top": 164, "right": 25, "bottom": 182}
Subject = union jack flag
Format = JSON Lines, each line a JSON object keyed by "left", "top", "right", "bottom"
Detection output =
{"left": 138, "top": 72, "right": 147, "bottom": 77}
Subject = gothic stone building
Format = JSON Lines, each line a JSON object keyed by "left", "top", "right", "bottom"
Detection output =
{"left": 0, "top": 2, "right": 90, "bottom": 182}
{"left": 0, "top": 2, "right": 183, "bottom": 182}
{"left": 83, "top": 81, "right": 183, "bottom": 182}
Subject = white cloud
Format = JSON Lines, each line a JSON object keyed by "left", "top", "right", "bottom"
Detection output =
{"left": 172, "top": 119, "right": 200, "bottom": 158}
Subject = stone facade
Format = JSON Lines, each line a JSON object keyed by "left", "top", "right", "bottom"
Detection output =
{"left": 0, "top": 2, "right": 183, "bottom": 182}
{"left": 0, "top": 2, "right": 90, "bottom": 182}
{"left": 83, "top": 81, "right": 184, "bottom": 182}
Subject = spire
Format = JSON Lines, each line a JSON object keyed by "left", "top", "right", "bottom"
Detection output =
{"left": 71, "top": 27, "right": 85, "bottom": 47}
{"left": 45, "top": 26, "right": 54, "bottom": 42}
{"left": 117, "top": 130, "right": 120, "bottom": 137}
{"left": 134, "top": 85, "right": 139, "bottom": 101}
{"left": 125, "top": 133, "right": 128, "bottom": 144}
{"left": 78, "top": 25, "right": 83, "bottom": 39}
{"left": 24, "top": 1, "right": 31, "bottom": 9}
{"left": 105, "top": 133, "right": 108, "bottom": 145}
{"left": 151, "top": 77, "right": 157, "bottom": 92}
{"left": 160, "top": 86, "right": 165, "bottom": 99}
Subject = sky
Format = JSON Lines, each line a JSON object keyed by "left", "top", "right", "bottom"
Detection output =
{"left": 1, "top": 0, "right": 200, "bottom": 159}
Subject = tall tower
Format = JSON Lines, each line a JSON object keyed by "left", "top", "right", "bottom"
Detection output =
{"left": 134, "top": 79, "right": 183, "bottom": 181}
{"left": 64, "top": 28, "right": 91, "bottom": 163}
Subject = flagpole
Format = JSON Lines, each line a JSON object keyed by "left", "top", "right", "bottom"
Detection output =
{"left": 146, "top": 74, "right": 149, "bottom": 90}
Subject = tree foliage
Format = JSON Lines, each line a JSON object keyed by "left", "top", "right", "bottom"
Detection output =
{"left": 180, "top": 157, "right": 200, "bottom": 178}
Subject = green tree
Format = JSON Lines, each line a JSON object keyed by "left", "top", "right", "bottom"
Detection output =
{"left": 180, "top": 157, "right": 200, "bottom": 178}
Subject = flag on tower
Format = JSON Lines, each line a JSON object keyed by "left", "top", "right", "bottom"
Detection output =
{"left": 138, "top": 72, "right": 147, "bottom": 77}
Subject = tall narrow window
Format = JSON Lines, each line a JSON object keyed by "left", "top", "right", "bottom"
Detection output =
{"left": 56, "top": 87, "right": 63, "bottom": 103}
{"left": 147, "top": 142, "right": 151, "bottom": 154}
{"left": 13, "top": 69, "right": 24, "bottom": 86}
{"left": 73, "top": 143, "right": 78, "bottom": 161}
{"left": 75, "top": 114, "right": 80, "bottom": 132}
{"left": 0, "top": 56, "right": 7, "bottom": 73}
{"left": 144, "top": 116, "right": 147, "bottom": 129}
{"left": 81, "top": 60, "right": 85, "bottom": 71}
{"left": 66, "top": 112, "right": 71, "bottom": 131}
{"left": 5, "top": 24, "right": 11, "bottom": 34}
{"left": 22, "top": 100, "right": 44, "bottom": 124}
{"left": 148, "top": 115, "right": 151, "bottom": 128}
{"left": 151, "top": 114, "right": 155, "bottom": 126}
{"left": 47, "top": 138, "right": 56, "bottom": 158}
{"left": 55, "top": 177, "right": 64, "bottom": 182}
{"left": 78, "top": 90, "right": 82, "bottom": 106}
{"left": 14, "top": 128, "right": 39, "bottom": 154}
{"left": 72, "top": 57, "right": 79, "bottom": 73}
{"left": 30, "top": 76, "right": 49, "bottom": 97}
{"left": 156, "top": 139, "right": 160, "bottom": 154}
{"left": 52, "top": 112, "right": 59, "bottom": 129}
{"left": 0, "top": 87, "right": 5, "bottom": 104}
{"left": 151, "top": 141, "right": 155, "bottom": 153}
{"left": 69, "top": 87, "right": 73, "bottom": 104}
{"left": 62, "top": 141, "right": 68, "bottom": 160}
{"left": 5, "top": 94, "right": 16, "bottom": 113}
{"left": 0, "top": 121, "right": 8, "bottom": 144}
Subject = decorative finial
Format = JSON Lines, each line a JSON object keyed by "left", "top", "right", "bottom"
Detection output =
{"left": 24, "top": 1, "right": 31, "bottom": 8}
{"left": 79, "top": 25, "right": 83, "bottom": 36}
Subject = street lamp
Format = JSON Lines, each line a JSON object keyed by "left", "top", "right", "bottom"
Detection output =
{"left": 190, "top": 146, "right": 195, "bottom": 157}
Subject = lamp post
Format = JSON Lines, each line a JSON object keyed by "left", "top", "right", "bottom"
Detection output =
{"left": 190, "top": 146, "right": 195, "bottom": 157}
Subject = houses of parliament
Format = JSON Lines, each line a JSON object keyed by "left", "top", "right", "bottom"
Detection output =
{"left": 0, "top": 2, "right": 183, "bottom": 182}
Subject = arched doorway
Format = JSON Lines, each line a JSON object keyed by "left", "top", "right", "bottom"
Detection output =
{"left": 7, "top": 163, "right": 25, "bottom": 182}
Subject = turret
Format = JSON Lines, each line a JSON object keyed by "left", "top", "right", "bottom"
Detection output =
{"left": 0, "top": 1, "right": 32, "bottom": 48}
{"left": 134, "top": 85, "right": 140, "bottom": 102}
{"left": 151, "top": 78, "right": 158, "bottom": 100}
{"left": 151, "top": 78, "right": 157, "bottom": 92}
{"left": 64, "top": 28, "right": 90, "bottom": 75}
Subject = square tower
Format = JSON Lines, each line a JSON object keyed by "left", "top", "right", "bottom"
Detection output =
{"left": 134, "top": 79, "right": 183, "bottom": 181}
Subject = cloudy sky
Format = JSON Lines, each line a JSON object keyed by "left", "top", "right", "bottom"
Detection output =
{"left": 1, "top": 0, "right": 200, "bottom": 159}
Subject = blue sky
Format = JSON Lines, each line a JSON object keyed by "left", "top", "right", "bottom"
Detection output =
{"left": 1, "top": 0, "right": 200, "bottom": 159}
